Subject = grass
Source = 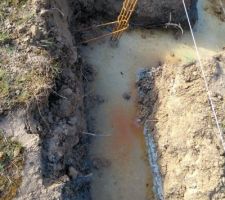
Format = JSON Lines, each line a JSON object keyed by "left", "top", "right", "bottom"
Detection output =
{"left": 0, "top": 3, "right": 25, "bottom": 197}
{"left": 0, "top": 46, "right": 60, "bottom": 110}
{"left": 0, "top": 0, "right": 28, "bottom": 7}
{"left": 0, "top": 69, "right": 9, "bottom": 99}
{"left": 0, "top": 63, "right": 56, "bottom": 110}
{"left": 0, "top": 32, "right": 11, "bottom": 45}
{"left": 0, "top": 0, "right": 34, "bottom": 27}
{"left": 0, "top": 130, "right": 24, "bottom": 200}
{"left": 0, "top": 40, "right": 60, "bottom": 110}
{"left": 0, "top": 0, "right": 62, "bottom": 197}
{"left": 0, "top": 0, "right": 61, "bottom": 112}
{"left": 14, "top": 69, "right": 51, "bottom": 103}
{"left": 222, "top": 119, "right": 225, "bottom": 133}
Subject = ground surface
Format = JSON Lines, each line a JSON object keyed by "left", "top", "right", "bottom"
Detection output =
{"left": 1, "top": 0, "right": 89, "bottom": 199}
{"left": 137, "top": 53, "right": 225, "bottom": 200}
{"left": 0, "top": 0, "right": 58, "bottom": 114}
{"left": 0, "top": 132, "right": 24, "bottom": 200}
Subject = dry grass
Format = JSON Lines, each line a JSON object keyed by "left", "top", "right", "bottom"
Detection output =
{"left": 0, "top": 47, "right": 59, "bottom": 111}
{"left": 0, "top": 0, "right": 60, "bottom": 112}
{"left": 0, "top": 32, "right": 11, "bottom": 45}
{"left": 0, "top": 130, "right": 24, "bottom": 200}
{"left": 0, "top": 0, "right": 61, "bottom": 198}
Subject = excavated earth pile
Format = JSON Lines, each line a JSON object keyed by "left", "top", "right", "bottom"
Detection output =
{"left": 137, "top": 53, "right": 225, "bottom": 200}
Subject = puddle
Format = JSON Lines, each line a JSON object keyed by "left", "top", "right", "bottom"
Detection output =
{"left": 80, "top": 0, "right": 225, "bottom": 199}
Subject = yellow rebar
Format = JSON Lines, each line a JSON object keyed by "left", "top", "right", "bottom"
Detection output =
{"left": 75, "top": 20, "right": 123, "bottom": 33}
{"left": 77, "top": 0, "right": 138, "bottom": 44}
{"left": 80, "top": 25, "right": 129, "bottom": 44}
{"left": 78, "top": 20, "right": 129, "bottom": 44}
{"left": 111, "top": 0, "right": 130, "bottom": 39}
{"left": 111, "top": 0, "right": 138, "bottom": 41}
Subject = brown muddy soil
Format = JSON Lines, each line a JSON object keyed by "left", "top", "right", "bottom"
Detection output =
{"left": 137, "top": 53, "right": 225, "bottom": 200}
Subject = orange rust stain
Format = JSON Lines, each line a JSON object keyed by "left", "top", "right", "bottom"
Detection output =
{"left": 110, "top": 105, "right": 145, "bottom": 163}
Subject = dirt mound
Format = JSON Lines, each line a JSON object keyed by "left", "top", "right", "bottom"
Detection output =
{"left": 137, "top": 53, "right": 225, "bottom": 199}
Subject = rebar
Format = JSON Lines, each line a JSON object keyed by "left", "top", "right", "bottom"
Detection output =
{"left": 77, "top": 0, "right": 138, "bottom": 44}
{"left": 111, "top": 0, "right": 138, "bottom": 41}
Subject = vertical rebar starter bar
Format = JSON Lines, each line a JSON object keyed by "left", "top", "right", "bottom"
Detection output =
{"left": 111, "top": 0, "right": 138, "bottom": 42}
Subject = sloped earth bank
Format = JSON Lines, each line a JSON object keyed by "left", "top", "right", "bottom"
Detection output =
{"left": 137, "top": 53, "right": 225, "bottom": 200}
{"left": 1, "top": 0, "right": 89, "bottom": 199}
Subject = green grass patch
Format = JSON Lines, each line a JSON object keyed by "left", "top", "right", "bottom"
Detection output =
{"left": 0, "top": 0, "right": 30, "bottom": 23}
{"left": 0, "top": 131, "right": 24, "bottom": 200}
{"left": 0, "top": 69, "right": 9, "bottom": 98}
{"left": 0, "top": 0, "right": 60, "bottom": 113}
{"left": 222, "top": 119, "right": 225, "bottom": 132}
{"left": 1, "top": 0, "right": 28, "bottom": 7}
{"left": 0, "top": 32, "right": 11, "bottom": 45}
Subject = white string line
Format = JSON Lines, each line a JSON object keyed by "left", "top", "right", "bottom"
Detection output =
{"left": 182, "top": 0, "right": 225, "bottom": 152}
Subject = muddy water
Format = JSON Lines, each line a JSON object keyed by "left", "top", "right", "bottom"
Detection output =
{"left": 81, "top": 0, "right": 225, "bottom": 199}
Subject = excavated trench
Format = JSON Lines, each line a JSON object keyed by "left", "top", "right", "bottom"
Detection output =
{"left": 14, "top": 0, "right": 225, "bottom": 199}
{"left": 76, "top": 0, "right": 225, "bottom": 199}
